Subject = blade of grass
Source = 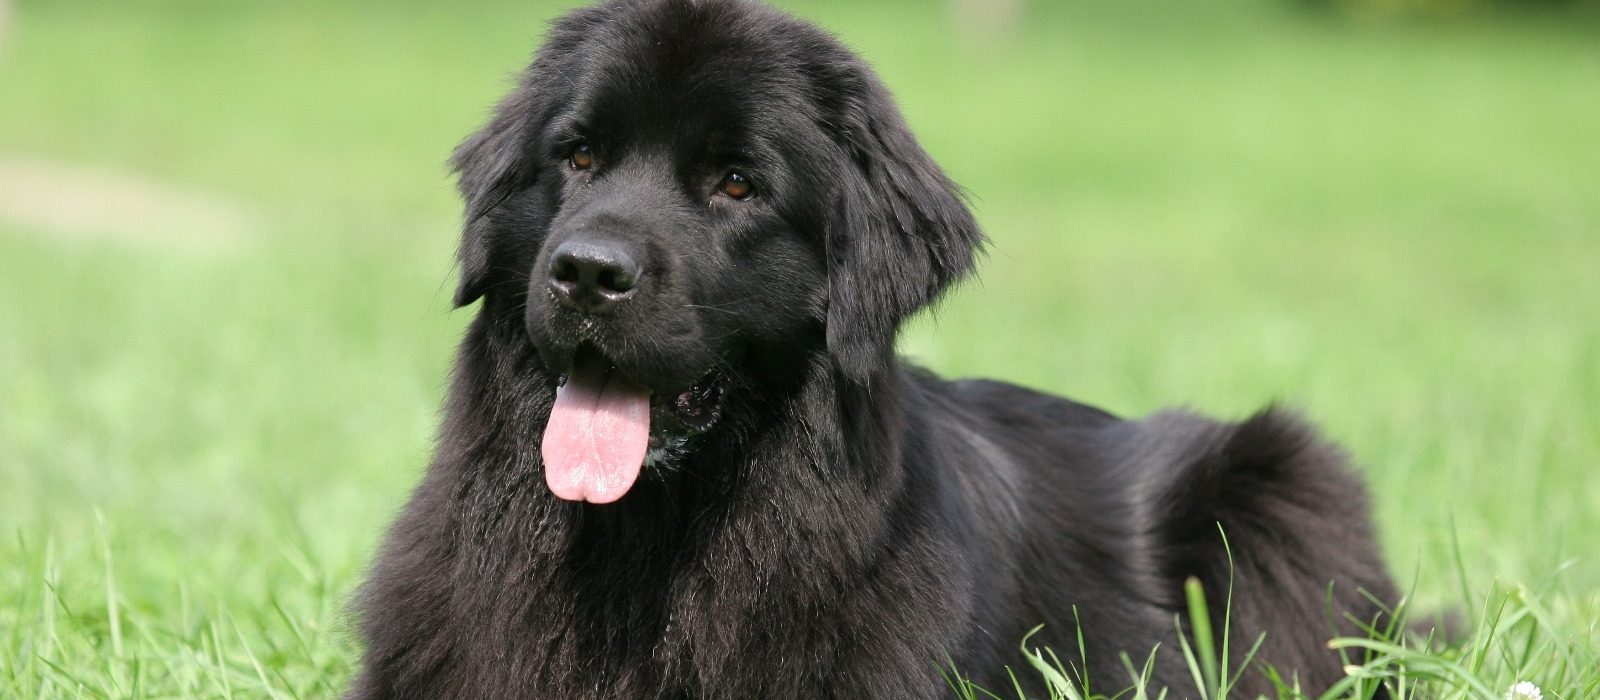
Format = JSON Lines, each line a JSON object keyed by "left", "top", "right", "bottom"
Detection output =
{"left": 1184, "top": 577, "right": 1221, "bottom": 699}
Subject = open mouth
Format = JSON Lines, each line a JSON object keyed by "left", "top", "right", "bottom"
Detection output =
{"left": 540, "top": 346, "right": 721, "bottom": 504}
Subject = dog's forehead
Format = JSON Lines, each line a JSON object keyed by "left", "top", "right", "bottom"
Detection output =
{"left": 572, "top": 0, "right": 820, "bottom": 139}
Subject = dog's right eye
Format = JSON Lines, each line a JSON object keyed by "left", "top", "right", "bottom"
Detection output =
{"left": 717, "top": 171, "right": 755, "bottom": 201}
{"left": 569, "top": 143, "right": 594, "bottom": 171}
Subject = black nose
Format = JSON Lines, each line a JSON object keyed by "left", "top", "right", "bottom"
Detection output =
{"left": 548, "top": 239, "right": 642, "bottom": 313}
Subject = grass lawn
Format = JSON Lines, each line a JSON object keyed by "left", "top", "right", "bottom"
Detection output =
{"left": 1, "top": 0, "right": 1596, "bottom": 697}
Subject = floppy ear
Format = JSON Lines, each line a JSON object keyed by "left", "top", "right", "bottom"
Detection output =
{"left": 826, "top": 71, "right": 987, "bottom": 382}
{"left": 447, "top": 95, "right": 535, "bottom": 308}
{"left": 448, "top": 8, "right": 604, "bottom": 308}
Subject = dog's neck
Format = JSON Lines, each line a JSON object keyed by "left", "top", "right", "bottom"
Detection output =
{"left": 422, "top": 312, "right": 929, "bottom": 687}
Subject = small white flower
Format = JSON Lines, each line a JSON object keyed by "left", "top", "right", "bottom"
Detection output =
{"left": 1506, "top": 681, "right": 1543, "bottom": 700}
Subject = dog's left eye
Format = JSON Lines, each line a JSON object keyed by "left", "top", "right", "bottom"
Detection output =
{"left": 569, "top": 143, "right": 595, "bottom": 171}
{"left": 717, "top": 172, "right": 756, "bottom": 201}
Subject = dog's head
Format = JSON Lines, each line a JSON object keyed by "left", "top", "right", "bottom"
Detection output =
{"left": 450, "top": 0, "right": 984, "bottom": 502}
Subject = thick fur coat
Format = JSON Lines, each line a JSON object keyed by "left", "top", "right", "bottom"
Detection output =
{"left": 345, "top": 1, "right": 1401, "bottom": 697}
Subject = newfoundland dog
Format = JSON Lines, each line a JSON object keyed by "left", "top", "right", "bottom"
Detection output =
{"left": 346, "top": 0, "right": 1401, "bottom": 697}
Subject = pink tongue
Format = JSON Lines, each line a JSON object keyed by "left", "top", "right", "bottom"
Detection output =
{"left": 540, "top": 356, "right": 652, "bottom": 504}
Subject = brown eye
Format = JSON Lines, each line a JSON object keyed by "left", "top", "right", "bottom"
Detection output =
{"left": 718, "top": 171, "right": 755, "bottom": 200}
{"left": 569, "top": 143, "right": 594, "bottom": 171}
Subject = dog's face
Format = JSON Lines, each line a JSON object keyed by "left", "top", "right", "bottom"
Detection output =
{"left": 450, "top": 0, "right": 984, "bottom": 503}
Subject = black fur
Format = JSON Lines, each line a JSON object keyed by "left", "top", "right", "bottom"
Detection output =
{"left": 346, "top": 1, "right": 1400, "bottom": 697}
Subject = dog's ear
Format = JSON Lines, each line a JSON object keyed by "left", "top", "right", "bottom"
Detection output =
{"left": 448, "top": 94, "right": 535, "bottom": 308}
{"left": 826, "top": 70, "right": 986, "bottom": 382}
{"left": 448, "top": 10, "right": 602, "bottom": 309}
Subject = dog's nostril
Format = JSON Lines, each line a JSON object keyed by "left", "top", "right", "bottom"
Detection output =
{"left": 597, "top": 266, "right": 636, "bottom": 295}
{"left": 551, "top": 256, "right": 581, "bottom": 286}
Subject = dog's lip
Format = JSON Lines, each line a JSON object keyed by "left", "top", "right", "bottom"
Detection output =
{"left": 554, "top": 345, "right": 618, "bottom": 386}
{"left": 553, "top": 345, "right": 723, "bottom": 438}
{"left": 554, "top": 344, "right": 682, "bottom": 394}
{"left": 650, "top": 371, "right": 723, "bottom": 436}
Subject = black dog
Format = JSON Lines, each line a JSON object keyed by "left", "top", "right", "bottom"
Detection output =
{"left": 346, "top": 1, "right": 1400, "bottom": 697}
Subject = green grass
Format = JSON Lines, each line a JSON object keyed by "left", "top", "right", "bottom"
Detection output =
{"left": 1, "top": 0, "right": 1596, "bottom": 697}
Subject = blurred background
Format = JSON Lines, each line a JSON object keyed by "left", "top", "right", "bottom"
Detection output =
{"left": 1, "top": 0, "right": 1596, "bottom": 695}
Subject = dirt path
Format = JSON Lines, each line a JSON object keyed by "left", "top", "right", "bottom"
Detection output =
{"left": 0, "top": 157, "right": 250, "bottom": 250}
